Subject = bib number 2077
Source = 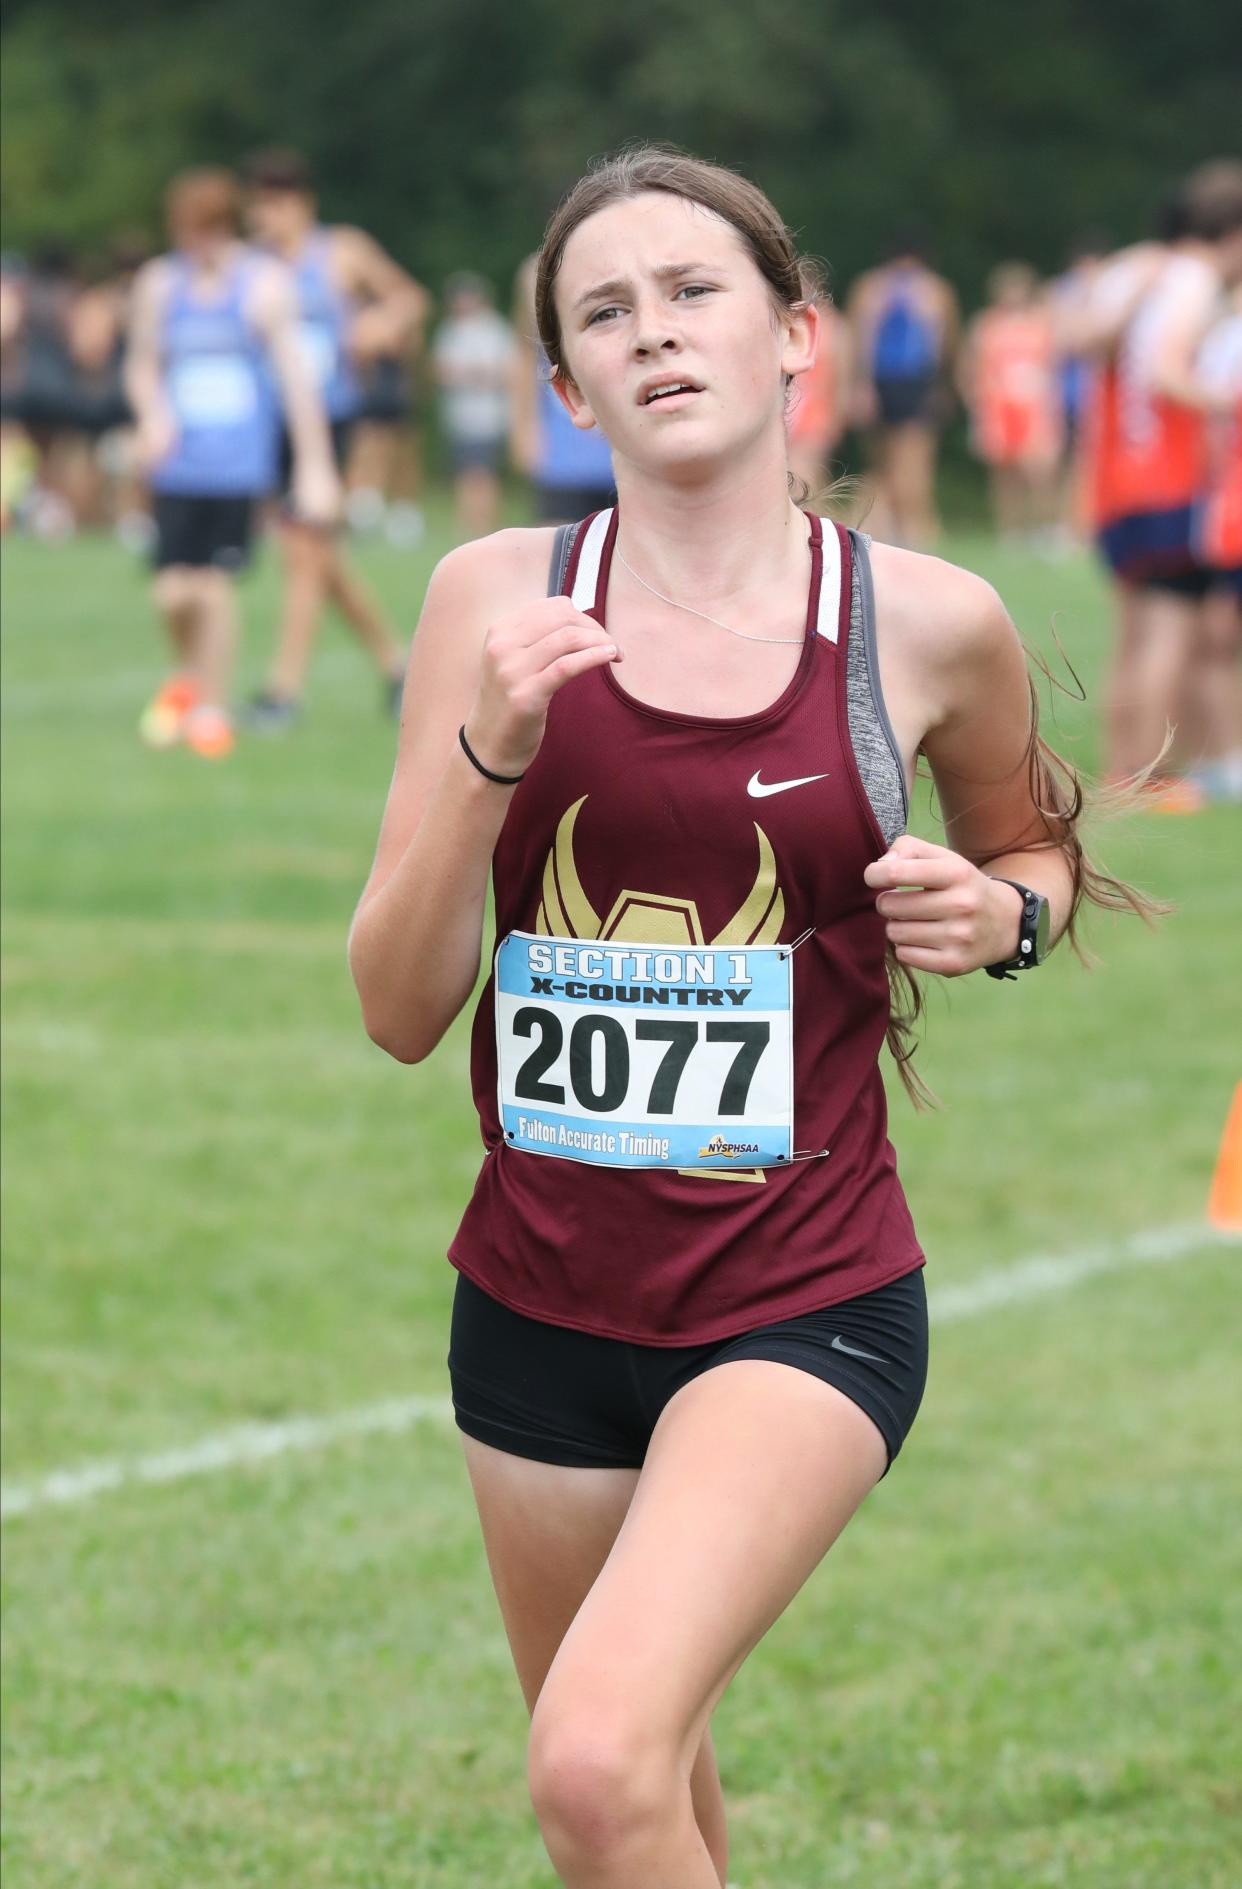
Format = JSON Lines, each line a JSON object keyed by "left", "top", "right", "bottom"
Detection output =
{"left": 513, "top": 1009, "right": 770, "bottom": 1116}
{"left": 494, "top": 931, "right": 794, "bottom": 1171}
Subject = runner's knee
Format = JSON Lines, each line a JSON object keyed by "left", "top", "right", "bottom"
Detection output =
{"left": 153, "top": 567, "right": 196, "bottom": 613}
{"left": 197, "top": 567, "right": 234, "bottom": 605}
{"left": 527, "top": 1705, "right": 675, "bottom": 1857}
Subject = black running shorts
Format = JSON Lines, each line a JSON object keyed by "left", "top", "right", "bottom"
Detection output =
{"left": 449, "top": 1265, "right": 928, "bottom": 1476}
{"left": 151, "top": 492, "right": 256, "bottom": 572}
{"left": 357, "top": 355, "right": 411, "bottom": 425}
{"left": 874, "top": 372, "right": 941, "bottom": 429}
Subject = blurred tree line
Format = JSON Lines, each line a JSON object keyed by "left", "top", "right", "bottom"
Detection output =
{"left": 2, "top": 0, "right": 1237, "bottom": 303}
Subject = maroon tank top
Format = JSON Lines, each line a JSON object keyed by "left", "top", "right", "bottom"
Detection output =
{"left": 448, "top": 508, "right": 925, "bottom": 1343}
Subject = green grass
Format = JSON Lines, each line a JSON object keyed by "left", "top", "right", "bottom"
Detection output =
{"left": 3, "top": 523, "right": 1239, "bottom": 1887}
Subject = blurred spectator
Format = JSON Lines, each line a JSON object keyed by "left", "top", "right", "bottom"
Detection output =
{"left": 959, "top": 262, "right": 1063, "bottom": 547}
{"left": 126, "top": 166, "right": 338, "bottom": 759}
{"left": 1086, "top": 161, "right": 1242, "bottom": 800}
{"left": 345, "top": 333, "right": 429, "bottom": 548}
{"left": 1186, "top": 280, "right": 1242, "bottom": 802}
{"left": 786, "top": 289, "right": 851, "bottom": 500}
{"left": 511, "top": 253, "right": 614, "bottom": 524}
{"left": 0, "top": 235, "right": 151, "bottom": 539}
{"left": 0, "top": 254, "right": 37, "bottom": 531}
{"left": 1049, "top": 229, "right": 1111, "bottom": 538}
{"left": 56, "top": 236, "right": 149, "bottom": 534}
{"left": 242, "top": 147, "right": 424, "bottom": 726}
{"left": 74, "top": 233, "right": 152, "bottom": 546}
{"left": 847, "top": 230, "right": 959, "bottom": 547}
{"left": 433, "top": 271, "right": 516, "bottom": 539}
{"left": 3, "top": 242, "right": 84, "bottom": 536}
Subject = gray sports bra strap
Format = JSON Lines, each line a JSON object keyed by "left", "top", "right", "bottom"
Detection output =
{"left": 844, "top": 527, "right": 909, "bottom": 843}
{"left": 547, "top": 521, "right": 581, "bottom": 597}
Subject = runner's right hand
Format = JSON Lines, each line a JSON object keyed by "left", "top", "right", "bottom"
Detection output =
{"left": 291, "top": 460, "right": 343, "bottom": 529}
{"left": 135, "top": 409, "right": 178, "bottom": 472}
{"left": 463, "top": 597, "right": 622, "bottom": 779}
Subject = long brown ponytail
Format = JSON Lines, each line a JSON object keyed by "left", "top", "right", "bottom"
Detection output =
{"left": 886, "top": 633, "right": 1171, "bottom": 1110}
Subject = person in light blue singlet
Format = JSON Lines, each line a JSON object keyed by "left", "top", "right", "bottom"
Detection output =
{"left": 533, "top": 363, "right": 616, "bottom": 520}
{"left": 848, "top": 234, "right": 959, "bottom": 547}
{"left": 512, "top": 253, "right": 615, "bottom": 523}
{"left": 151, "top": 251, "right": 276, "bottom": 500}
{"left": 125, "top": 168, "right": 339, "bottom": 758}
{"left": 243, "top": 149, "right": 429, "bottom": 727}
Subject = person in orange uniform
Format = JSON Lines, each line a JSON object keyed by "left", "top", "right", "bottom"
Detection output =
{"left": 1086, "top": 164, "right": 1242, "bottom": 803}
{"left": 1187, "top": 283, "right": 1242, "bottom": 802}
{"left": 1066, "top": 211, "right": 1174, "bottom": 787}
{"left": 960, "top": 263, "right": 1062, "bottom": 544}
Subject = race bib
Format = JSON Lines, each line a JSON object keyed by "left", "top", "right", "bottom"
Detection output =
{"left": 169, "top": 356, "right": 258, "bottom": 426}
{"left": 296, "top": 321, "right": 337, "bottom": 387}
{"left": 495, "top": 931, "right": 794, "bottom": 1170}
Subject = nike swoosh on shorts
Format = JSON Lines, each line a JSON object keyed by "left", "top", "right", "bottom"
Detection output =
{"left": 830, "top": 1334, "right": 885, "bottom": 1362}
{"left": 746, "top": 770, "right": 829, "bottom": 798}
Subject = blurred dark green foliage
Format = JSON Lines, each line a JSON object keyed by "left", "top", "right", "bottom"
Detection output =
{"left": 2, "top": 0, "right": 1237, "bottom": 298}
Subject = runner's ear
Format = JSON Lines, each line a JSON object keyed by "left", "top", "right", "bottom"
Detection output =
{"left": 552, "top": 373, "right": 600, "bottom": 434}
{"left": 780, "top": 297, "right": 819, "bottom": 382}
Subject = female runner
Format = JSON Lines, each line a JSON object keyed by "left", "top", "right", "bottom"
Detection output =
{"left": 350, "top": 148, "right": 1150, "bottom": 1889}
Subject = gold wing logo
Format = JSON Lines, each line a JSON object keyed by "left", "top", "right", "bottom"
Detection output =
{"left": 535, "top": 795, "right": 785, "bottom": 947}
{"left": 533, "top": 795, "right": 783, "bottom": 1185}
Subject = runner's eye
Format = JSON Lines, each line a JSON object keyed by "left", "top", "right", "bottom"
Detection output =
{"left": 675, "top": 284, "right": 714, "bottom": 300}
{"left": 586, "top": 305, "right": 624, "bottom": 326}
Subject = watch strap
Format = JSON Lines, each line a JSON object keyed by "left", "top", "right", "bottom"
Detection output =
{"left": 984, "top": 878, "right": 1048, "bottom": 980}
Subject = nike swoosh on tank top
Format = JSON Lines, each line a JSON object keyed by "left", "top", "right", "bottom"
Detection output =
{"left": 448, "top": 509, "right": 925, "bottom": 1344}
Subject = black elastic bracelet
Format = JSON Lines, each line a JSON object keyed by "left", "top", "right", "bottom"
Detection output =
{"left": 458, "top": 724, "right": 525, "bottom": 786}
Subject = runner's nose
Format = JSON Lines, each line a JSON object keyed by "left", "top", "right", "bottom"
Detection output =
{"left": 631, "top": 296, "right": 681, "bottom": 360}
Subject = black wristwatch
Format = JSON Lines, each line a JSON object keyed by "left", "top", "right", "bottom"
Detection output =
{"left": 983, "top": 878, "right": 1050, "bottom": 980}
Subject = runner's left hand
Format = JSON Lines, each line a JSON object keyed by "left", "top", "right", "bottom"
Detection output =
{"left": 864, "top": 834, "right": 1022, "bottom": 976}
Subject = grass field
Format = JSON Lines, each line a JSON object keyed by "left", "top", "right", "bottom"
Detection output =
{"left": 3, "top": 519, "right": 1240, "bottom": 1888}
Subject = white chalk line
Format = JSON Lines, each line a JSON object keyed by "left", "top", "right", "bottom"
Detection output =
{"left": 2, "top": 1221, "right": 1233, "bottom": 1522}
{"left": 1, "top": 1396, "right": 451, "bottom": 1522}
{"left": 926, "top": 1220, "right": 1230, "bottom": 1320}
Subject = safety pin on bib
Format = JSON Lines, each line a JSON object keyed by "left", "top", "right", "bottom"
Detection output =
{"left": 780, "top": 930, "right": 823, "bottom": 1160}
{"left": 779, "top": 926, "right": 816, "bottom": 959}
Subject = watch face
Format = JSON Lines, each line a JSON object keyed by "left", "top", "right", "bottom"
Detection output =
{"left": 1034, "top": 895, "right": 1051, "bottom": 963}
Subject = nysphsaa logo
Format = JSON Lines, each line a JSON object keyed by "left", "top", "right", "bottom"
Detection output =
{"left": 699, "top": 1134, "right": 761, "bottom": 1159}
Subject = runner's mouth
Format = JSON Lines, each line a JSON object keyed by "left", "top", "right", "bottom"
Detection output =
{"left": 639, "top": 379, "right": 704, "bottom": 407}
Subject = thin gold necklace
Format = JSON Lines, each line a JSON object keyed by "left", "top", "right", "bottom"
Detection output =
{"left": 614, "top": 546, "right": 805, "bottom": 646}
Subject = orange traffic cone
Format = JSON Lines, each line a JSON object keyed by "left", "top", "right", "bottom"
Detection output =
{"left": 1207, "top": 1082, "right": 1242, "bottom": 1234}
